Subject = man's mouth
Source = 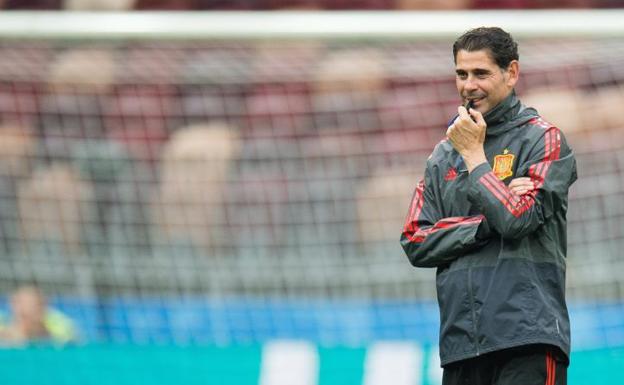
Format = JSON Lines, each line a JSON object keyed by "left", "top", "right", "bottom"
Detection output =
{"left": 466, "top": 97, "right": 485, "bottom": 107}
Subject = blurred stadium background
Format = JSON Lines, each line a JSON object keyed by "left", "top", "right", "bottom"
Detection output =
{"left": 0, "top": 3, "right": 623, "bottom": 385}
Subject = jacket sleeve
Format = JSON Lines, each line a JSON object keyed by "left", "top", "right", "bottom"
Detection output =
{"left": 466, "top": 125, "right": 577, "bottom": 240}
{"left": 400, "top": 163, "right": 491, "bottom": 268}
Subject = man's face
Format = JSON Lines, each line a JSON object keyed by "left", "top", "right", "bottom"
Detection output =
{"left": 11, "top": 289, "right": 46, "bottom": 333}
{"left": 455, "top": 49, "right": 518, "bottom": 114}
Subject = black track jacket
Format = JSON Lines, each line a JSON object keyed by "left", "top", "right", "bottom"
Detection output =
{"left": 400, "top": 91, "right": 577, "bottom": 366}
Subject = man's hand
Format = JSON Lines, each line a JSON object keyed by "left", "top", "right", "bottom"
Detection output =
{"left": 447, "top": 106, "right": 487, "bottom": 173}
{"left": 508, "top": 177, "right": 535, "bottom": 196}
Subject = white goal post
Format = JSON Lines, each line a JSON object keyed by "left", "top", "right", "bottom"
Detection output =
{"left": 0, "top": 10, "right": 622, "bottom": 40}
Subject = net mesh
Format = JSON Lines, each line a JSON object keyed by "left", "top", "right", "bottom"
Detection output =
{"left": 0, "top": 37, "right": 623, "bottom": 349}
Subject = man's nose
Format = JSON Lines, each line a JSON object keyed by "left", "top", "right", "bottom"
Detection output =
{"left": 464, "top": 77, "right": 479, "bottom": 91}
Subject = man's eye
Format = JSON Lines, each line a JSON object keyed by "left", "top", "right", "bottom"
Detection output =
{"left": 457, "top": 73, "right": 467, "bottom": 79}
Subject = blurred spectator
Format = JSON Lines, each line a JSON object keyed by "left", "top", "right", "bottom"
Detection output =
{"left": 48, "top": 49, "right": 116, "bottom": 95}
{"left": 153, "top": 122, "right": 240, "bottom": 256}
{"left": 0, "top": 125, "right": 37, "bottom": 254}
{"left": 63, "top": 0, "right": 135, "bottom": 10}
{"left": 0, "top": 124, "right": 36, "bottom": 180}
{"left": 41, "top": 48, "right": 115, "bottom": 146}
{"left": 312, "top": 49, "right": 387, "bottom": 132}
{"left": 313, "top": 48, "right": 387, "bottom": 100}
{"left": 522, "top": 85, "right": 624, "bottom": 149}
{"left": 396, "top": 0, "right": 470, "bottom": 9}
{"left": 521, "top": 87, "right": 586, "bottom": 134}
{"left": 17, "top": 163, "right": 95, "bottom": 256}
{"left": 592, "top": 85, "right": 624, "bottom": 130}
{"left": 2, "top": 0, "right": 61, "bottom": 9}
{"left": 0, "top": 286, "right": 78, "bottom": 346}
{"left": 356, "top": 168, "right": 419, "bottom": 249}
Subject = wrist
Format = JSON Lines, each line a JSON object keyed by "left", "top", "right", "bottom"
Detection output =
{"left": 463, "top": 151, "right": 487, "bottom": 173}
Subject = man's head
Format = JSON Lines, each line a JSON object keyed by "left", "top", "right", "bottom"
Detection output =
{"left": 452, "top": 27, "right": 519, "bottom": 114}
{"left": 10, "top": 286, "right": 48, "bottom": 339}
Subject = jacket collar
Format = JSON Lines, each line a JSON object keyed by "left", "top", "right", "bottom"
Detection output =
{"left": 483, "top": 90, "right": 538, "bottom": 137}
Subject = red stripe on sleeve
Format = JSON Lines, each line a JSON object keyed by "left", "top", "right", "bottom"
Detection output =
{"left": 531, "top": 126, "right": 561, "bottom": 189}
{"left": 403, "top": 180, "right": 425, "bottom": 234}
{"left": 547, "top": 128, "right": 561, "bottom": 164}
{"left": 534, "top": 129, "right": 550, "bottom": 177}
{"left": 402, "top": 180, "right": 484, "bottom": 244}
{"left": 478, "top": 125, "right": 562, "bottom": 217}
{"left": 484, "top": 173, "right": 520, "bottom": 206}
{"left": 405, "top": 215, "right": 484, "bottom": 243}
{"left": 479, "top": 172, "right": 537, "bottom": 217}
{"left": 480, "top": 173, "right": 517, "bottom": 213}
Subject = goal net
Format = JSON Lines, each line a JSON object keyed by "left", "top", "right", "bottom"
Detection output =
{"left": 0, "top": 10, "right": 623, "bottom": 385}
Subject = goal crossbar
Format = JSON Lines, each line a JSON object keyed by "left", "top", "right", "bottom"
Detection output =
{"left": 0, "top": 10, "right": 622, "bottom": 41}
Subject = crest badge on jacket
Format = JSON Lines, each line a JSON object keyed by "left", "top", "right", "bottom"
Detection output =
{"left": 493, "top": 149, "right": 515, "bottom": 180}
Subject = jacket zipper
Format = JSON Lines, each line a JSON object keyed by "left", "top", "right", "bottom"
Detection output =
{"left": 467, "top": 267, "right": 480, "bottom": 356}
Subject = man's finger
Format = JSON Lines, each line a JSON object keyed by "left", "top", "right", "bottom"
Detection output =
{"left": 508, "top": 180, "right": 521, "bottom": 189}
{"left": 510, "top": 188, "right": 530, "bottom": 196}
{"left": 470, "top": 108, "right": 486, "bottom": 128}
{"left": 509, "top": 177, "right": 534, "bottom": 189}
{"left": 509, "top": 179, "right": 528, "bottom": 188}
{"left": 457, "top": 105, "right": 471, "bottom": 121}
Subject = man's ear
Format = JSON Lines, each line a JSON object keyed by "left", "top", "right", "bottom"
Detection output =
{"left": 506, "top": 60, "right": 519, "bottom": 87}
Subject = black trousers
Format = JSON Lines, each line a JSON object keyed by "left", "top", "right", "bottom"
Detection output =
{"left": 442, "top": 344, "right": 568, "bottom": 385}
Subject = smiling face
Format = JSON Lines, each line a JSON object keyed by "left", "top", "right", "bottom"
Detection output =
{"left": 455, "top": 49, "right": 519, "bottom": 114}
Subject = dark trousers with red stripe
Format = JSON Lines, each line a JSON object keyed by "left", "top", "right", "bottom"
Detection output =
{"left": 442, "top": 344, "right": 567, "bottom": 385}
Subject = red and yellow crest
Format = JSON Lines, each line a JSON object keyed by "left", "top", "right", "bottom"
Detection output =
{"left": 492, "top": 149, "right": 515, "bottom": 180}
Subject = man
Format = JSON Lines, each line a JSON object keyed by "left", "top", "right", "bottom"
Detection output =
{"left": 0, "top": 286, "right": 78, "bottom": 346}
{"left": 400, "top": 27, "right": 577, "bottom": 385}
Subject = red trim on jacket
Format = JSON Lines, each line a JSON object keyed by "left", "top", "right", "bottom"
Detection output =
{"left": 402, "top": 179, "right": 484, "bottom": 243}
{"left": 479, "top": 125, "right": 562, "bottom": 218}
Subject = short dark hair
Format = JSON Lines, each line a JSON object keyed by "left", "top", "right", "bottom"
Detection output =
{"left": 453, "top": 27, "right": 519, "bottom": 69}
